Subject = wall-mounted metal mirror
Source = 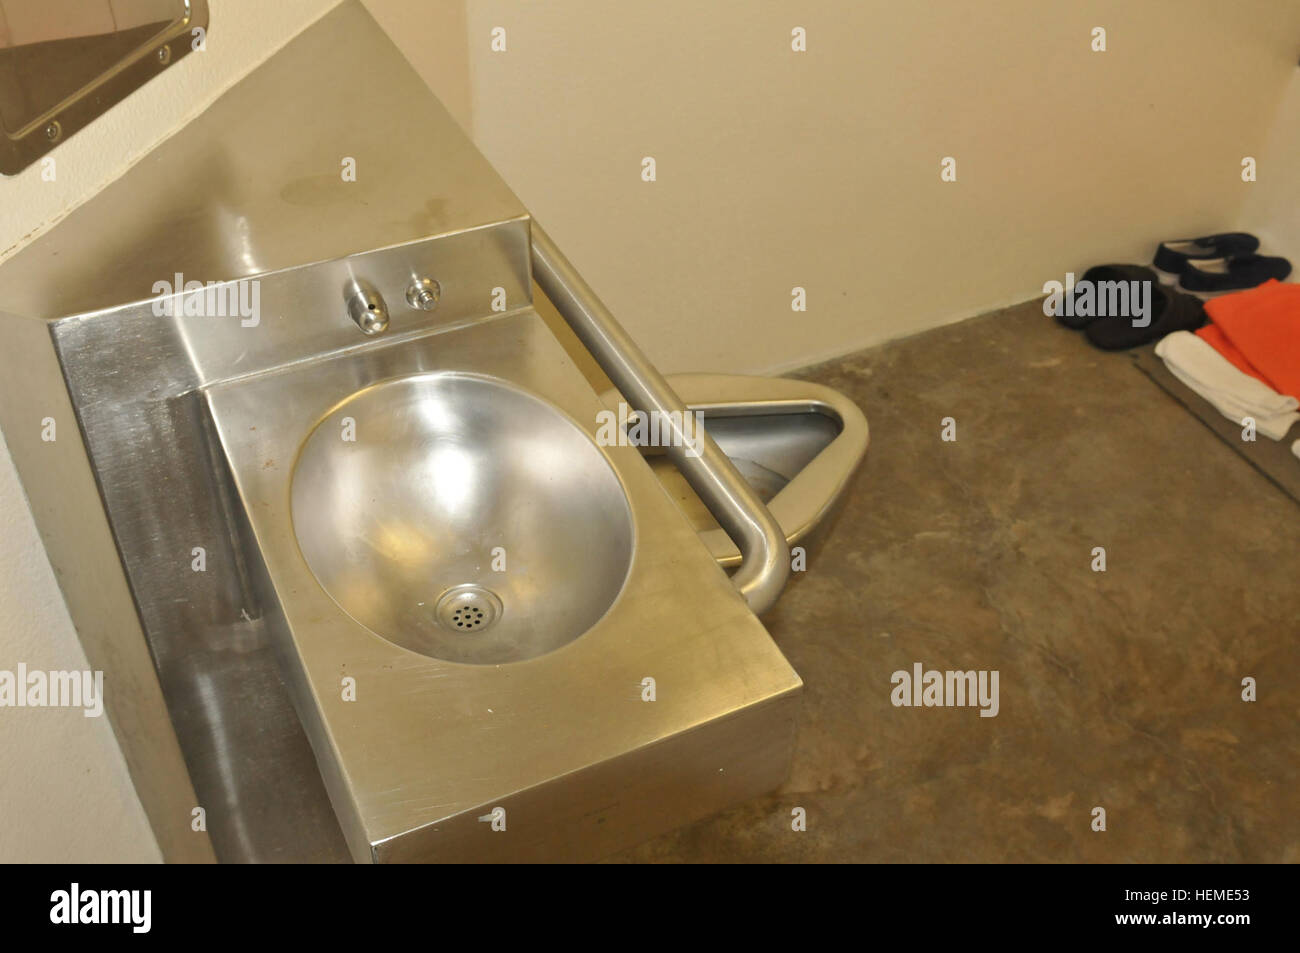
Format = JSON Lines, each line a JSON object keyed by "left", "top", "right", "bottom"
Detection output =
{"left": 0, "top": 0, "right": 208, "bottom": 174}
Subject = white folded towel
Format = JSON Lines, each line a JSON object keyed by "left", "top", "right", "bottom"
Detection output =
{"left": 1156, "top": 331, "right": 1300, "bottom": 441}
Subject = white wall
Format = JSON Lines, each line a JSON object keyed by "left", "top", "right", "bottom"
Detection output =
{"left": 361, "top": 0, "right": 472, "bottom": 136}
{"left": 0, "top": 0, "right": 342, "bottom": 863}
{"left": 455, "top": 0, "right": 1300, "bottom": 373}
{"left": 1239, "top": 68, "right": 1300, "bottom": 260}
{"left": 0, "top": 428, "right": 161, "bottom": 862}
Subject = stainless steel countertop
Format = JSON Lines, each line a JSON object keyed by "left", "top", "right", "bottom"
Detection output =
{"left": 0, "top": 0, "right": 525, "bottom": 322}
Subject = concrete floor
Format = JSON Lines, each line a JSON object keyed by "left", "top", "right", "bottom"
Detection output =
{"left": 614, "top": 298, "right": 1300, "bottom": 863}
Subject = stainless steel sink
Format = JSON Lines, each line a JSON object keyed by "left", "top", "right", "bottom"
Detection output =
{"left": 291, "top": 372, "right": 634, "bottom": 664}
{"left": 203, "top": 307, "right": 804, "bottom": 863}
{"left": 0, "top": 1, "right": 853, "bottom": 864}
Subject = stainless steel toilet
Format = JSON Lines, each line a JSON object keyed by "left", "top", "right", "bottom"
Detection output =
{"left": 602, "top": 373, "right": 869, "bottom": 572}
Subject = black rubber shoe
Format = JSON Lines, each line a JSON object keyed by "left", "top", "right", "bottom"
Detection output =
{"left": 1054, "top": 264, "right": 1159, "bottom": 330}
{"left": 1177, "top": 253, "right": 1291, "bottom": 293}
{"left": 1153, "top": 233, "right": 1259, "bottom": 276}
{"left": 1084, "top": 284, "right": 1206, "bottom": 351}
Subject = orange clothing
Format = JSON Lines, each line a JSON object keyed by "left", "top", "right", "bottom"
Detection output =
{"left": 1196, "top": 280, "right": 1300, "bottom": 400}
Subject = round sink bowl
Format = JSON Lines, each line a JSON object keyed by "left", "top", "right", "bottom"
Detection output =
{"left": 290, "top": 372, "right": 634, "bottom": 664}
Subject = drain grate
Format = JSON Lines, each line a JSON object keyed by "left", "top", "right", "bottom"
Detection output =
{"left": 450, "top": 603, "right": 487, "bottom": 629}
{"left": 434, "top": 584, "right": 503, "bottom": 633}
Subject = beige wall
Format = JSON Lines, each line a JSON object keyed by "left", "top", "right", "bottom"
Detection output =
{"left": 1240, "top": 69, "right": 1300, "bottom": 260}
{"left": 0, "top": 0, "right": 342, "bottom": 863}
{"left": 362, "top": 0, "right": 472, "bottom": 135}
{"left": 0, "top": 428, "right": 161, "bottom": 861}
{"left": 442, "top": 0, "right": 1300, "bottom": 373}
{"left": 0, "top": 1, "right": 182, "bottom": 45}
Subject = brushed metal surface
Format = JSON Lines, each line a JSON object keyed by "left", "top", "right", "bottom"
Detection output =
{"left": 0, "top": 1, "right": 524, "bottom": 321}
{"left": 205, "top": 309, "right": 803, "bottom": 862}
{"left": 46, "top": 228, "right": 530, "bottom": 861}
{"left": 603, "top": 375, "right": 870, "bottom": 568}
{"left": 291, "top": 373, "right": 635, "bottom": 664}
{"left": 0, "top": 0, "right": 208, "bottom": 174}
{"left": 0, "top": 310, "right": 215, "bottom": 863}
{"left": 0, "top": 2, "right": 530, "bottom": 862}
{"left": 532, "top": 224, "right": 791, "bottom": 613}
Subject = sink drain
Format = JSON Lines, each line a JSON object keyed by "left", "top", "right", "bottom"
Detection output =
{"left": 434, "top": 585, "right": 503, "bottom": 633}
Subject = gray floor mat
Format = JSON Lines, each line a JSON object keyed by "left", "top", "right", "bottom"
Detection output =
{"left": 1132, "top": 345, "right": 1300, "bottom": 506}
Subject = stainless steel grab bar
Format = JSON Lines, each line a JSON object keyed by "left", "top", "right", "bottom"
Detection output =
{"left": 530, "top": 222, "right": 791, "bottom": 614}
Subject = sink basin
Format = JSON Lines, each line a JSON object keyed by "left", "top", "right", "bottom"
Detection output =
{"left": 291, "top": 373, "right": 633, "bottom": 664}
{"left": 202, "top": 309, "right": 801, "bottom": 863}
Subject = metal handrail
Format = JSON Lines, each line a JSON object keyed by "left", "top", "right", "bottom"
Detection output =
{"left": 530, "top": 222, "right": 791, "bottom": 614}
